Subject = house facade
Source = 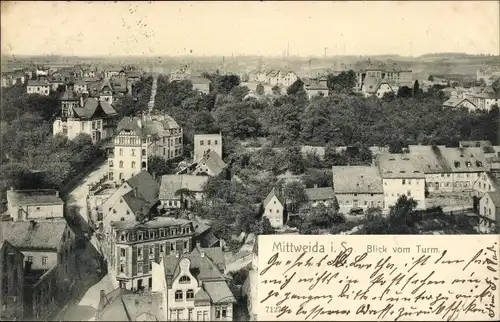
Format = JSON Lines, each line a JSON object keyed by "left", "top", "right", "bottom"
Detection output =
{"left": 26, "top": 80, "right": 50, "bottom": 96}
{"left": 478, "top": 191, "right": 500, "bottom": 233}
{"left": 109, "top": 113, "right": 183, "bottom": 183}
{"left": 377, "top": 153, "right": 426, "bottom": 210}
{"left": 353, "top": 62, "right": 412, "bottom": 91}
{"left": 304, "top": 82, "right": 329, "bottom": 99}
{"left": 0, "top": 240, "right": 24, "bottom": 321}
{"left": 332, "top": 166, "right": 384, "bottom": 212}
{"left": 263, "top": 188, "right": 286, "bottom": 228}
{"left": 190, "top": 150, "right": 227, "bottom": 177}
{"left": 6, "top": 188, "right": 64, "bottom": 221}
{"left": 193, "top": 134, "right": 223, "bottom": 162}
{"left": 152, "top": 246, "right": 236, "bottom": 321}
{"left": 305, "top": 187, "right": 335, "bottom": 207}
{"left": 191, "top": 77, "right": 211, "bottom": 95}
{"left": 102, "top": 217, "right": 195, "bottom": 291}
{"left": 2, "top": 220, "right": 76, "bottom": 320}
{"left": 53, "top": 92, "right": 117, "bottom": 144}
{"left": 159, "top": 175, "right": 209, "bottom": 210}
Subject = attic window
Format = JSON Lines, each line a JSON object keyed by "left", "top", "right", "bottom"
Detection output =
{"left": 413, "top": 170, "right": 420, "bottom": 173}
{"left": 389, "top": 158, "right": 396, "bottom": 161}
{"left": 179, "top": 275, "right": 191, "bottom": 284}
{"left": 454, "top": 161, "right": 460, "bottom": 168}
{"left": 470, "top": 154, "right": 474, "bottom": 157}
{"left": 386, "top": 171, "right": 393, "bottom": 174}
{"left": 402, "top": 157, "right": 410, "bottom": 161}
{"left": 466, "top": 161, "right": 472, "bottom": 168}
{"left": 476, "top": 161, "right": 483, "bottom": 167}
{"left": 400, "top": 170, "right": 406, "bottom": 173}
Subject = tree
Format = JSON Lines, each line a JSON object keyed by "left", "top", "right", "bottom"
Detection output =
{"left": 214, "top": 103, "right": 261, "bottom": 139}
{"left": 256, "top": 83, "right": 265, "bottom": 95}
{"left": 252, "top": 217, "right": 276, "bottom": 235}
{"left": 287, "top": 79, "right": 304, "bottom": 96}
{"left": 191, "top": 111, "right": 219, "bottom": 134}
{"left": 413, "top": 80, "right": 421, "bottom": 97}
{"left": 397, "top": 86, "right": 412, "bottom": 98}
{"left": 492, "top": 78, "right": 500, "bottom": 96}
{"left": 271, "top": 85, "right": 281, "bottom": 96}
{"left": 327, "top": 70, "right": 356, "bottom": 93}
{"left": 230, "top": 85, "right": 250, "bottom": 101}
{"left": 428, "top": 75, "right": 434, "bottom": 82}
{"left": 283, "top": 145, "right": 306, "bottom": 174}
{"left": 147, "top": 155, "right": 173, "bottom": 176}
{"left": 175, "top": 188, "right": 196, "bottom": 209}
{"left": 282, "top": 181, "right": 308, "bottom": 213}
{"left": 213, "top": 75, "right": 240, "bottom": 94}
{"left": 302, "top": 169, "right": 332, "bottom": 188}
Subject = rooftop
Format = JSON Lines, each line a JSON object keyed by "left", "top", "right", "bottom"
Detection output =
{"left": 116, "top": 115, "right": 180, "bottom": 138}
{"left": 263, "top": 187, "right": 286, "bottom": 206}
{"left": 97, "top": 288, "right": 165, "bottom": 321}
{"left": 27, "top": 79, "right": 50, "bottom": 86}
{"left": 436, "top": 147, "right": 488, "bottom": 173}
{"left": 408, "top": 145, "right": 452, "bottom": 173}
{"left": 377, "top": 153, "right": 426, "bottom": 178}
{"left": 1, "top": 220, "right": 67, "bottom": 251}
{"left": 485, "top": 191, "right": 500, "bottom": 207}
{"left": 111, "top": 216, "right": 192, "bottom": 231}
{"left": 7, "top": 189, "right": 63, "bottom": 207}
{"left": 159, "top": 175, "right": 209, "bottom": 200}
{"left": 73, "top": 97, "right": 117, "bottom": 119}
{"left": 305, "top": 187, "right": 334, "bottom": 201}
{"left": 332, "top": 166, "right": 384, "bottom": 193}
{"left": 125, "top": 170, "right": 159, "bottom": 205}
{"left": 195, "top": 150, "right": 226, "bottom": 176}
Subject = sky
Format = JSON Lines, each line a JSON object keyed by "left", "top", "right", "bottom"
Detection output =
{"left": 1, "top": 1, "right": 499, "bottom": 57}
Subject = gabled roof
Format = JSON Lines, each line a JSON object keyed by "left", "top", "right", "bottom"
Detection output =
{"left": 2, "top": 220, "right": 67, "bottom": 251}
{"left": 195, "top": 150, "right": 226, "bottom": 176}
{"left": 73, "top": 97, "right": 117, "bottom": 119}
{"left": 362, "top": 76, "right": 381, "bottom": 94}
{"left": 305, "top": 187, "right": 335, "bottom": 201}
{"left": 442, "top": 97, "right": 476, "bottom": 108}
{"left": 159, "top": 175, "right": 209, "bottom": 200}
{"left": 7, "top": 189, "right": 63, "bottom": 207}
{"left": 263, "top": 187, "right": 285, "bottom": 206}
{"left": 408, "top": 145, "right": 452, "bottom": 173}
{"left": 164, "top": 246, "right": 226, "bottom": 283}
{"left": 27, "top": 80, "right": 50, "bottom": 86}
{"left": 191, "top": 76, "right": 211, "bottom": 85}
{"left": 125, "top": 170, "right": 159, "bottom": 204}
{"left": 377, "top": 153, "right": 426, "bottom": 178}
{"left": 436, "top": 147, "right": 488, "bottom": 173}
{"left": 121, "top": 189, "right": 153, "bottom": 217}
{"left": 484, "top": 191, "right": 500, "bottom": 208}
{"left": 332, "top": 166, "right": 384, "bottom": 193}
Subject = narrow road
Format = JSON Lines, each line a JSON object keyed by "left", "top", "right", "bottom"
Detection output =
{"left": 148, "top": 74, "right": 158, "bottom": 112}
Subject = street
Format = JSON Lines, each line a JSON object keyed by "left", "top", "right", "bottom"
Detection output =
{"left": 54, "top": 161, "right": 117, "bottom": 321}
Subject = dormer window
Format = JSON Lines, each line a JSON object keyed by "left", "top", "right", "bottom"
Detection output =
{"left": 454, "top": 161, "right": 460, "bottom": 168}
{"left": 476, "top": 161, "right": 483, "bottom": 167}
{"left": 179, "top": 275, "right": 191, "bottom": 284}
{"left": 466, "top": 161, "right": 472, "bottom": 168}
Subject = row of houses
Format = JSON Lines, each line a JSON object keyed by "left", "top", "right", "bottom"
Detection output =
{"left": 1, "top": 189, "right": 76, "bottom": 321}
{"left": 249, "top": 69, "right": 299, "bottom": 87}
{"left": 258, "top": 142, "right": 500, "bottom": 232}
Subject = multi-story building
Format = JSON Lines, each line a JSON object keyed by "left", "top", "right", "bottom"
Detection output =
{"left": 6, "top": 188, "right": 64, "bottom": 221}
{"left": 262, "top": 188, "right": 286, "bottom": 228}
{"left": 376, "top": 153, "right": 426, "bottom": 210}
{"left": 103, "top": 216, "right": 195, "bottom": 290}
{"left": 478, "top": 191, "right": 500, "bottom": 233}
{"left": 360, "top": 76, "right": 396, "bottom": 98}
{"left": 152, "top": 245, "right": 236, "bottom": 321}
{"left": 305, "top": 187, "right": 335, "bottom": 207}
{"left": 304, "top": 82, "right": 329, "bottom": 99}
{"left": 473, "top": 172, "right": 499, "bottom": 197}
{"left": 159, "top": 175, "right": 209, "bottom": 210}
{"left": 0, "top": 240, "right": 24, "bottom": 321}
{"left": 26, "top": 80, "right": 51, "bottom": 96}
{"left": 469, "top": 93, "right": 500, "bottom": 111}
{"left": 53, "top": 92, "right": 117, "bottom": 144}
{"left": 409, "top": 145, "right": 454, "bottom": 193}
{"left": 332, "top": 166, "right": 385, "bottom": 212}
{"left": 351, "top": 61, "right": 412, "bottom": 92}
{"left": 2, "top": 220, "right": 76, "bottom": 320}
{"left": 109, "top": 113, "right": 183, "bottom": 183}
{"left": 193, "top": 134, "right": 222, "bottom": 162}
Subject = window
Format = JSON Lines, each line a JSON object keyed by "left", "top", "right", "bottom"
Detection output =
{"left": 407, "top": 191, "right": 411, "bottom": 196}
{"left": 402, "top": 179, "right": 406, "bottom": 185}
{"left": 121, "top": 234, "right": 125, "bottom": 241}
{"left": 119, "top": 148, "right": 123, "bottom": 156}
{"left": 138, "top": 262, "right": 143, "bottom": 274}
{"left": 149, "top": 260, "right": 153, "bottom": 270}
{"left": 197, "top": 312, "right": 202, "bottom": 321}
{"left": 214, "top": 140, "right": 218, "bottom": 145}
{"left": 120, "top": 264, "right": 125, "bottom": 273}
{"left": 119, "top": 161, "right": 124, "bottom": 168}
{"left": 121, "top": 248, "right": 126, "bottom": 257}
{"left": 28, "top": 256, "right": 34, "bottom": 263}
{"left": 160, "top": 230, "right": 165, "bottom": 237}
{"left": 186, "top": 289, "right": 194, "bottom": 300}
{"left": 179, "top": 275, "right": 191, "bottom": 283}
{"left": 408, "top": 180, "right": 411, "bottom": 185}
{"left": 138, "top": 233, "right": 143, "bottom": 241}
{"left": 170, "top": 243, "right": 175, "bottom": 251}
{"left": 42, "top": 256, "right": 48, "bottom": 266}
{"left": 207, "top": 140, "right": 211, "bottom": 145}
{"left": 131, "top": 161, "right": 136, "bottom": 168}
{"left": 149, "top": 246, "right": 154, "bottom": 255}
{"left": 200, "top": 140, "right": 204, "bottom": 146}
{"left": 160, "top": 245, "right": 164, "bottom": 253}
{"left": 131, "top": 149, "right": 136, "bottom": 156}
{"left": 203, "top": 311, "right": 208, "bottom": 321}
{"left": 175, "top": 290, "right": 183, "bottom": 301}
{"left": 138, "top": 247, "right": 143, "bottom": 257}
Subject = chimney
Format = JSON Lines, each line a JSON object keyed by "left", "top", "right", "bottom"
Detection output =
{"left": 55, "top": 190, "right": 59, "bottom": 197}
{"left": 100, "top": 290, "right": 105, "bottom": 304}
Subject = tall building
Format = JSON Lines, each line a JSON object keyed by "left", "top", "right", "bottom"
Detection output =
{"left": 193, "top": 134, "right": 222, "bottom": 162}
{"left": 53, "top": 87, "right": 117, "bottom": 144}
{"left": 109, "top": 113, "right": 183, "bottom": 183}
